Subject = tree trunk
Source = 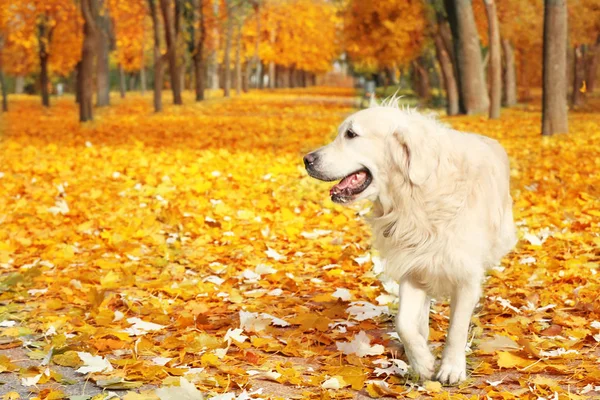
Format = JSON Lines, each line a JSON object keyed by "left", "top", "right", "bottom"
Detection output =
{"left": 223, "top": 1, "right": 233, "bottom": 97}
{"left": 119, "top": 63, "right": 126, "bottom": 98}
{"left": 160, "top": 0, "right": 182, "bottom": 105}
{"left": 501, "top": 39, "right": 517, "bottom": 106}
{"left": 38, "top": 20, "right": 51, "bottom": 107}
{"left": 0, "top": 71, "right": 6, "bottom": 112}
{"left": 542, "top": 0, "right": 568, "bottom": 135}
{"left": 74, "top": 63, "right": 81, "bottom": 103}
{"left": 412, "top": 58, "right": 431, "bottom": 102}
{"left": 14, "top": 76, "right": 24, "bottom": 94}
{"left": 149, "top": 0, "right": 164, "bottom": 112}
{"left": 586, "top": 35, "right": 600, "bottom": 92}
{"left": 252, "top": 1, "right": 261, "bottom": 88}
{"left": 268, "top": 62, "right": 275, "bottom": 89}
{"left": 572, "top": 45, "right": 586, "bottom": 106}
{"left": 140, "top": 65, "right": 147, "bottom": 94}
{"left": 0, "top": 40, "right": 7, "bottom": 111}
{"left": 79, "top": 0, "right": 97, "bottom": 122}
{"left": 235, "top": 22, "right": 242, "bottom": 95}
{"left": 96, "top": 3, "right": 111, "bottom": 107}
{"left": 243, "top": 61, "right": 250, "bottom": 92}
{"left": 444, "top": 0, "right": 489, "bottom": 114}
{"left": 288, "top": 66, "right": 295, "bottom": 88}
{"left": 484, "top": 0, "right": 501, "bottom": 119}
{"left": 193, "top": 0, "right": 205, "bottom": 101}
{"left": 434, "top": 31, "right": 459, "bottom": 115}
{"left": 129, "top": 73, "right": 137, "bottom": 90}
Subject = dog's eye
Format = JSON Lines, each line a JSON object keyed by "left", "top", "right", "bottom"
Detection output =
{"left": 346, "top": 129, "right": 358, "bottom": 139}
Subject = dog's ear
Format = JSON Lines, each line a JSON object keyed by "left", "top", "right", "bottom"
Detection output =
{"left": 388, "top": 127, "right": 439, "bottom": 186}
{"left": 369, "top": 93, "right": 379, "bottom": 108}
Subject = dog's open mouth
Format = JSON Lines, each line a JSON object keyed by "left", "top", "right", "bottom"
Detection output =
{"left": 329, "top": 169, "right": 372, "bottom": 203}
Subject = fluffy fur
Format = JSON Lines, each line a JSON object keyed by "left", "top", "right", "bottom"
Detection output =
{"left": 304, "top": 100, "right": 516, "bottom": 384}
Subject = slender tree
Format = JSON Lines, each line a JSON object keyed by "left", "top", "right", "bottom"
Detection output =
{"left": 160, "top": 0, "right": 183, "bottom": 105}
{"left": 148, "top": 0, "right": 165, "bottom": 112}
{"left": 252, "top": 1, "right": 261, "bottom": 88}
{"left": 96, "top": 0, "right": 112, "bottom": 106}
{"left": 37, "top": 15, "right": 53, "bottom": 107}
{"left": 192, "top": 0, "right": 206, "bottom": 101}
{"left": 118, "top": 63, "right": 126, "bottom": 98}
{"left": 444, "top": 0, "right": 489, "bottom": 114}
{"left": 235, "top": 20, "right": 242, "bottom": 95}
{"left": 541, "top": 0, "right": 568, "bottom": 135}
{"left": 223, "top": 0, "right": 234, "bottom": 97}
{"left": 0, "top": 36, "right": 7, "bottom": 112}
{"left": 80, "top": 0, "right": 98, "bottom": 122}
{"left": 501, "top": 39, "right": 517, "bottom": 106}
{"left": 587, "top": 35, "right": 600, "bottom": 92}
{"left": 572, "top": 45, "right": 586, "bottom": 106}
{"left": 484, "top": 0, "right": 501, "bottom": 119}
{"left": 431, "top": 7, "right": 459, "bottom": 116}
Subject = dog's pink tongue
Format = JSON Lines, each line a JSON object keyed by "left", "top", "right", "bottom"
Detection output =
{"left": 330, "top": 171, "right": 367, "bottom": 195}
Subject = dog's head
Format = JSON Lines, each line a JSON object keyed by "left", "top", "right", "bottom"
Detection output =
{"left": 303, "top": 102, "right": 440, "bottom": 205}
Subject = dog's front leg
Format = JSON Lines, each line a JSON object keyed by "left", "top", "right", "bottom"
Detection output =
{"left": 396, "top": 279, "right": 435, "bottom": 380}
{"left": 436, "top": 280, "right": 481, "bottom": 384}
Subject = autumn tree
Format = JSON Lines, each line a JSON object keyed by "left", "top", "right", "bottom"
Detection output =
{"left": 484, "top": 0, "right": 500, "bottom": 119}
{"left": 0, "top": 37, "right": 7, "bottom": 112}
{"left": 568, "top": 0, "right": 600, "bottom": 104}
{"left": 108, "top": 0, "right": 147, "bottom": 96}
{"left": 588, "top": 35, "right": 600, "bottom": 92}
{"left": 2, "top": 1, "right": 82, "bottom": 108}
{"left": 427, "top": 1, "right": 459, "bottom": 115}
{"left": 148, "top": 0, "right": 165, "bottom": 112}
{"left": 244, "top": 0, "right": 338, "bottom": 90}
{"left": 189, "top": 0, "right": 207, "bottom": 101}
{"left": 80, "top": 0, "right": 98, "bottom": 122}
{"left": 344, "top": 0, "right": 426, "bottom": 76}
{"left": 542, "top": 0, "right": 568, "bottom": 136}
{"left": 444, "top": 0, "right": 488, "bottom": 114}
{"left": 96, "top": 0, "right": 113, "bottom": 106}
{"left": 223, "top": 0, "right": 234, "bottom": 97}
{"left": 160, "top": 0, "right": 183, "bottom": 105}
{"left": 0, "top": 1, "right": 9, "bottom": 111}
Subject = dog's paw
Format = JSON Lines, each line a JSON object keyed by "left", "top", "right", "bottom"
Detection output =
{"left": 435, "top": 357, "right": 466, "bottom": 385}
{"left": 409, "top": 353, "right": 436, "bottom": 381}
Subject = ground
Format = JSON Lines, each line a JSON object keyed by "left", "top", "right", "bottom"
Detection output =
{"left": 0, "top": 89, "right": 599, "bottom": 400}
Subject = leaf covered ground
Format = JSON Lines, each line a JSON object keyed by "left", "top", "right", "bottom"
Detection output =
{"left": 0, "top": 89, "right": 599, "bottom": 400}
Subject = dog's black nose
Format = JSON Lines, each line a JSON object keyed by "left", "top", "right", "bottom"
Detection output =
{"left": 303, "top": 153, "right": 317, "bottom": 168}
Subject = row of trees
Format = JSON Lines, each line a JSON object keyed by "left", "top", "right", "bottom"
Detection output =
{"left": 0, "top": 0, "right": 340, "bottom": 120}
{"left": 343, "top": 0, "right": 600, "bottom": 135}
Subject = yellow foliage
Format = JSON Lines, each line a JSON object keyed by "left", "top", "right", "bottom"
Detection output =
{"left": 344, "top": 0, "right": 426, "bottom": 69}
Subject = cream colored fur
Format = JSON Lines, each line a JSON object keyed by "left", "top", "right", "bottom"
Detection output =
{"left": 305, "top": 100, "right": 516, "bottom": 384}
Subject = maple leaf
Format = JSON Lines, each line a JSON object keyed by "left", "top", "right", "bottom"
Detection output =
{"left": 155, "top": 377, "right": 204, "bottom": 400}
{"left": 76, "top": 352, "right": 114, "bottom": 374}
{"left": 332, "top": 288, "right": 352, "bottom": 301}
{"left": 123, "top": 318, "right": 165, "bottom": 336}
{"left": 346, "top": 301, "right": 390, "bottom": 321}
{"left": 336, "top": 331, "right": 385, "bottom": 357}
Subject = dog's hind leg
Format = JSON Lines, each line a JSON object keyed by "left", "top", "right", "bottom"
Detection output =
{"left": 436, "top": 279, "right": 481, "bottom": 384}
{"left": 396, "top": 280, "right": 435, "bottom": 381}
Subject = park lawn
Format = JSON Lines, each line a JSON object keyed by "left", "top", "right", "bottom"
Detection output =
{"left": 0, "top": 88, "right": 599, "bottom": 399}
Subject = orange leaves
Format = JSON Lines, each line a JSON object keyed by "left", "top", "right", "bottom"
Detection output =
{"left": 344, "top": 0, "right": 426, "bottom": 70}
{"left": 1, "top": 0, "right": 82, "bottom": 77}
{"left": 248, "top": 0, "right": 340, "bottom": 73}
{"left": 108, "top": 0, "right": 147, "bottom": 72}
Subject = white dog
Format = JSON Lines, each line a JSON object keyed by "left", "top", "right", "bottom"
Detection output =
{"left": 303, "top": 98, "right": 516, "bottom": 384}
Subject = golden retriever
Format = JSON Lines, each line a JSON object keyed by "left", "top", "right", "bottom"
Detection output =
{"left": 303, "top": 98, "right": 516, "bottom": 384}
